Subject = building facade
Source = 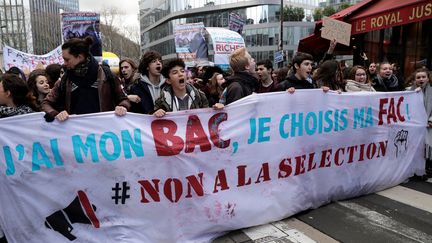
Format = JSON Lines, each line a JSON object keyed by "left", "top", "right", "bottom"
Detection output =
{"left": 0, "top": 0, "right": 79, "bottom": 55}
{"left": 0, "top": 0, "right": 28, "bottom": 53}
{"left": 300, "top": 0, "right": 432, "bottom": 78}
{"left": 139, "top": 0, "right": 317, "bottom": 66}
{"left": 319, "top": 0, "right": 362, "bottom": 8}
{"left": 55, "top": 0, "right": 79, "bottom": 11}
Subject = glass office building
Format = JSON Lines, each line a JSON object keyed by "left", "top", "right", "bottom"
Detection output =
{"left": 0, "top": 0, "right": 29, "bottom": 52}
{"left": 0, "top": 0, "right": 79, "bottom": 54}
{"left": 55, "top": 0, "right": 79, "bottom": 12}
{"left": 140, "top": 0, "right": 318, "bottom": 66}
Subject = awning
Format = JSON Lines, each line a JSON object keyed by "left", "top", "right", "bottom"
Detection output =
{"left": 312, "top": 0, "right": 374, "bottom": 34}
{"left": 298, "top": 0, "right": 374, "bottom": 57}
{"left": 349, "top": 0, "right": 432, "bottom": 35}
{"left": 298, "top": 0, "right": 432, "bottom": 58}
{"left": 297, "top": 34, "right": 330, "bottom": 58}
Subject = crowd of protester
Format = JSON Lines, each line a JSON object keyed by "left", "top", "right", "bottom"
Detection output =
{"left": 0, "top": 37, "right": 431, "bottom": 241}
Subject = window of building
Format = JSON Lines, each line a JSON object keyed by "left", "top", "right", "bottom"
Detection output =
{"left": 362, "top": 19, "right": 432, "bottom": 79}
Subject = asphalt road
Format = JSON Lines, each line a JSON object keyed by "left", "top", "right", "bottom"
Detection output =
{"left": 214, "top": 178, "right": 432, "bottom": 243}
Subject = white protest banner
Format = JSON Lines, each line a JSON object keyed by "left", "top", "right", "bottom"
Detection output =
{"left": 0, "top": 90, "right": 426, "bottom": 242}
{"left": 321, "top": 17, "right": 352, "bottom": 46}
{"left": 206, "top": 27, "right": 245, "bottom": 70}
{"left": 2, "top": 45, "right": 63, "bottom": 71}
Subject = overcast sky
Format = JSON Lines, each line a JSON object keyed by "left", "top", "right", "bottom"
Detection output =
{"left": 79, "top": 0, "right": 139, "bottom": 32}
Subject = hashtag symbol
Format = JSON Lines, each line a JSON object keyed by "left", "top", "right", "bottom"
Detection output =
{"left": 112, "top": 181, "right": 130, "bottom": 204}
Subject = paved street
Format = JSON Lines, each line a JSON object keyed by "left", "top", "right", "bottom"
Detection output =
{"left": 214, "top": 178, "right": 432, "bottom": 243}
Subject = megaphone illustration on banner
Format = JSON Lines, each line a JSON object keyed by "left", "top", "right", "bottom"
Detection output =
{"left": 45, "top": 190, "right": 100, "bottom": 241}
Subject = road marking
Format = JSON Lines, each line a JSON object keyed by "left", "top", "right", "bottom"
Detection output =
{"left": 241, "top": 221, "right": 318, "bottom": 243}
{"left": 376, "top": 186, "right": 432, "bottom": 213}
{"left": 274, "top": 218, "right": 339, "bottom": 243}
{"left": 241, "top": 223, "right": 291, "bottom": 241}
{"left": 338, "top": 201, "right": 432, "bottom": 243}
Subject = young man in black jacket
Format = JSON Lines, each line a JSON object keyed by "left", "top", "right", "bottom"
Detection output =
{"left": 129, "top": 51, "right": 166, "bottom": 114}
{"left": 224, "top": 47, "right": 258, "bottom": 105}
{"left": 277, "top": 52, "right": 315, "bottom": 91}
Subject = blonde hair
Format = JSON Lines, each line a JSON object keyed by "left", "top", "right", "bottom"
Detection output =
{"left": 229, "top": 47, "right": 249, "bottom": 73}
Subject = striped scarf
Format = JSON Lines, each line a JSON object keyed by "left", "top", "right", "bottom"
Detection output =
{"left": 0, "top": 105, "right": 34, "bottom": 118}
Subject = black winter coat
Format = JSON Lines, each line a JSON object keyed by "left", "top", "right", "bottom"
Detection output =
{"left": 276, "top": 74, "right": 315, "bottom": 91}
{"left": 224, "top": 71, "right": 258, "bottom": 105}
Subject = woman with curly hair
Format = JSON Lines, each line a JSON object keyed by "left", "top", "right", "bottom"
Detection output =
{"left": 27, "top": 69, "right": 51, "bottom": 109}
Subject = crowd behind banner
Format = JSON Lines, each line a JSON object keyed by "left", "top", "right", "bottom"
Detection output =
{"left": 0, "top": 34, "right": 431, "bottom": 242}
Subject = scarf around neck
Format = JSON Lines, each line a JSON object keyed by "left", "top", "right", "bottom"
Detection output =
{"left": 0, "top": 105, "right": 34, "bottom": 118}
{"left": 68, "top": 56, "right": 99, "bottom": 88}
{"left": 71, "top": 56, "right": 91, "bottom": 77}
{"left": 377, "top": 74, "right": 399, "bottom": 89}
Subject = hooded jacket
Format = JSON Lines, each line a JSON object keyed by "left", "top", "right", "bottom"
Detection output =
{"left": 129, "top": 74, "right": 166, "bottom": 114}
{"left": 153, "top": 84, "right": 208, "bottom": 112}
{"left": 224, "top": 71, "right": 258, "bottom": 105}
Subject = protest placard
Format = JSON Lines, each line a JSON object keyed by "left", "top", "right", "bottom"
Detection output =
{"left": 229, "top": 13, "right": 245, "bottom": 34}
{"left": 321, "top": 17, "right": 352, "bottom": 46}
{"left": 174, "top": 22, "right": 208, "bottom": 67}
{"left": 61, "top": 12, "right": 102, "bottom": 58}
{"left": 206, "top": 27, "right": 245, "bottom": 70}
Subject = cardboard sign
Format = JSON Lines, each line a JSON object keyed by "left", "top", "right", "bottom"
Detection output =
{"left": 321, "top": 17, "right": 352, "bottom": 46}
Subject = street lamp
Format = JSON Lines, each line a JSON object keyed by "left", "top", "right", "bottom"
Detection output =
{"left": 0, "top": 25, "right": 6, "bottom": 44}
{"left": 279, "top": 0, "right": 283, "bottom": 50}
{"left": 0, "top": 25, "right": 6, "bottom": 72}
{"left": 0, "top": 25, "right": 7, "bottom": 47}
{"left": 279, "top": 0, "right": 284, "bottom": 67}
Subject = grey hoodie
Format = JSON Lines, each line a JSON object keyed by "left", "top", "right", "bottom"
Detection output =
{"left": 140, "top": 74, "right": 166, "bottom": 102}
